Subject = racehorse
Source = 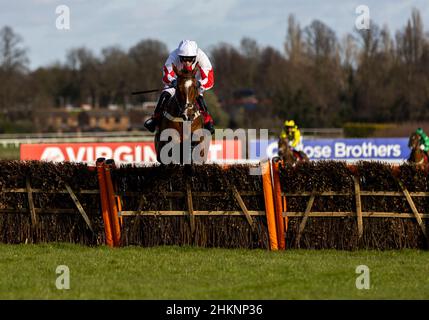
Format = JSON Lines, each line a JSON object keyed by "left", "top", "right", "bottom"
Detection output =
{"left": 277, "top": 136, "right": 309, "bottom": 164}
{"left": 154, "top": 64, "right": 209, "bottom": 164}
{"left": 408, "top": 132, "right": 428, "bottom": 165}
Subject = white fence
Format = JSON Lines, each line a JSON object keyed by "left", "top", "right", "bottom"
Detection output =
{"left": 0, "top": 131, "right": 155, "bottom": 147}
{"left": 0, "top": 128, "right": 344, "bottom": 148}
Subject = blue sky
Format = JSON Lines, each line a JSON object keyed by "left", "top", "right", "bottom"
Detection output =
{"left": 1, "top": 0, "right": 428, "bottom": 70}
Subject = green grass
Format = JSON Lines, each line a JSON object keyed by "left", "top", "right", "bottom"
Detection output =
{"left": 0, "top": 244, "right": 428, "bottom": 299}
{"left": 0, "top": 145, "right": 20, "bottom": 160}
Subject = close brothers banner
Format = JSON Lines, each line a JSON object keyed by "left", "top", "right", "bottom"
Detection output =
{"left": 249, "top": 138, "right": 410, "bottom": 163}
{"left": 20, "top": 141, "right": 242, "bottom": 164}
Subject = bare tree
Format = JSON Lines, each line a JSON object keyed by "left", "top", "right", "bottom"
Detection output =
{"left": 239, "top": 37, "right": 260, "bottom": 88}
{"left": 66, "top": 47, "right": 100, "bottom": 108}
{"left": 340, "top": 34, "right": 357, "bottom": 68}
{"left": 210, "top": 42, "right": 247, "bottom": 99}
{"left": 304, "top": 20, "right": 338, "bottom": 62}
{"left": 396, "top": 8, "right": 425, "bottom": 64}
{"left": 0, "top": 26, "right": 29, "bottom": 112}
{"left": 356, "top": 23, "right": 380, "bottom": 64}
{"left": 285, "top": 14, "right": 304, "bottom": 64}
{"left": 128, "top": 39, "right": 169, "bottom": 97}
{"left": 100, "top": 46, "right": 133, "bottom": 107}
{"left": 0, "top": 26, "right": 28, "bottom": 73}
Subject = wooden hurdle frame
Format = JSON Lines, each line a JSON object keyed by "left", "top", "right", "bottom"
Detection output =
{"left": 0, "top": 185, "right": 97, "bottom": 224}
{"left": 0, "top": 173, "right": 98, "bottom": 242}
{"left": 5, "top": 159, "right": 426, "bottom": 250}
{"left": 270, "top": 160, "right": 429, "bottom": 249}
{"left": 99, "top": 160, "right": 279, "bottom": 250}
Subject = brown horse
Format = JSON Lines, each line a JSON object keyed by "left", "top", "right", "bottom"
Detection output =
{"left": 155, "top": 64, "right": 209, "bottom": 164}
{"left": 408, "top": 132, "right": 428, "bottom": 165}
{"left": 277, "top": 136, "right": 309, "bottom": 164}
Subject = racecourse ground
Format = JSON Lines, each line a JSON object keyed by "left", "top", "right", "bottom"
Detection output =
{"left": 0, "top": 145, "right": 19, "bottom": 160}
{"left": 0, "top": 244, "right": 428, "bottom": 299}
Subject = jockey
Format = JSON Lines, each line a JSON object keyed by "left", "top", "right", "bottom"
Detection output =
{"left": 416, "top": 128, "right": 429, "bottom": 154}
{"left": 280, "top": 120, "right": 303, "bottom": 152}
{"left": 144, "top": 40, "right": 215, "bottom": 134}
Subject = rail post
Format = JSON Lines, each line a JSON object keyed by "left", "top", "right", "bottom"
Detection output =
{"left": 105, "top": 159, "right": 121, "bottom": 247}
{"left": 261, "top": 160, "right": 278, "bottom": 250}
{"left": 96, "top": 158, "right": 114, "bottom": 247}
{"left": 272, "top": 159, "right": 286, "bottom": 249}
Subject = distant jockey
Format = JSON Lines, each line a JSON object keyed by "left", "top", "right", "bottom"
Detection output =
{"left": 280, "top": 120, "right": 303, "bottom": 152}
{"left": 144, "top": 40, "right": 215, "bottom": 134}
{"left": 416, "top": 128, "right": 429, "bottom": 156}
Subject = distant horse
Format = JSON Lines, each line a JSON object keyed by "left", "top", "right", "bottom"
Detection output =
{"left": 408, "top": 132, "right": 428, "bottom": 165}
{"left": 155, "top": 64, "right": 209, "bottom": 164}
{"left": 277, "top": 137, "right": 309, "bottom": 164}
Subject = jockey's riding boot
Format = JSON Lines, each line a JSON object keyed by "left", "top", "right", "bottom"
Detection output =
{"left": 143, "top": 118, "right": 157, "bottom": 133}
{"left": 196, "top": 95, "right": 215, "bottom": 135}
{"left": 144, "top": 91, "right": 171, "bottom": 132}
{"left": 205, "top": 122, "right": 215, "bottom": 135}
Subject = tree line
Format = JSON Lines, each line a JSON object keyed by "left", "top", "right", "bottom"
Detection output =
{"left": 0, "top": 9, "right": 428, "bottom": 131}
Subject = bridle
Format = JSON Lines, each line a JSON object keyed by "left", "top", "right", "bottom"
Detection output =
{"left": 164, "top": 75, "right": 200, "bottom": 123}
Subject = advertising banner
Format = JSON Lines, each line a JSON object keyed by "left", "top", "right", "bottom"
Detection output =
{"left": 249, "top": 138, "right": 410, "bottom": 162}
{"left": 21, "top": 140, "right": 242, "bottom": 164}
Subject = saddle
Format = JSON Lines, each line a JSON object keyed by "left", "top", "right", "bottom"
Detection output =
{"left": 292, "top": 149, "right": 305, "bottom": 161}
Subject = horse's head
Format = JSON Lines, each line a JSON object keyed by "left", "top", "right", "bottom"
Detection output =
{"left": 409, "top": 132, "right": 421, "bottom": 150}
{"left": 172, "top": 64, "right": 199, "bottom": 121}
{"left": 278, "top": 136, "right": 288, "bottom": 154}
{"left": 278, "top": 136, "right": 295, "bottom": 164}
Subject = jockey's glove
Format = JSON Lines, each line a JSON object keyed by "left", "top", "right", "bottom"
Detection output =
{"left": 196, "top": 80, "right": 201, "bottom": 88}
{"left": 170, "top": 79, "right": 177, "bottom": 88}
{"left": 420, "top": 144, "right": 425, "bottom": 150}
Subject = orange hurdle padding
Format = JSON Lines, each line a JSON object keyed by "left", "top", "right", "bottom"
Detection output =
{"left": 261, "top": 161, "right": 278, "bottom": 250}
{"left": 96, "top": 158, "right": 114, "bottom": 247}
{"left": 105, "top": 160, "right": 121, "bottom": 247}
{"left": 272, "top": 159, "right": 286, "bottom": 250}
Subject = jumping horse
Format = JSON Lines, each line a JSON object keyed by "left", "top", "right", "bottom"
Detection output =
{"left": 277, "top": 136, "right": 309, "bottom": 164}
{"left": 154, "top": 64, "right": 210, "bottom": 164}
{"left": 408, "top": 132, "right": 428, "bottom": 165}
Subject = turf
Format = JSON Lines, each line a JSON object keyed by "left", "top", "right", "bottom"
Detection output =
{"left": 0, "top": 145, "right": 20, "bottom": 160}
{"left": 0, "top": 244, "right": 428, "bottom": 299}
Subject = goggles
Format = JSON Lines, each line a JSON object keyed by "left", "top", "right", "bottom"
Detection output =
{"left": 179, "top": 56, "right": 196, "bottom": 63}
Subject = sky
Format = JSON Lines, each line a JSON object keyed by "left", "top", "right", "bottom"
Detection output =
{"left": 1, "top": 0, "right": 428, "bottom": 70}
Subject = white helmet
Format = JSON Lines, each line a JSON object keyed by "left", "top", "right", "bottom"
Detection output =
{"left": 178, "top": 40, "right": 198, "bottom": 57}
